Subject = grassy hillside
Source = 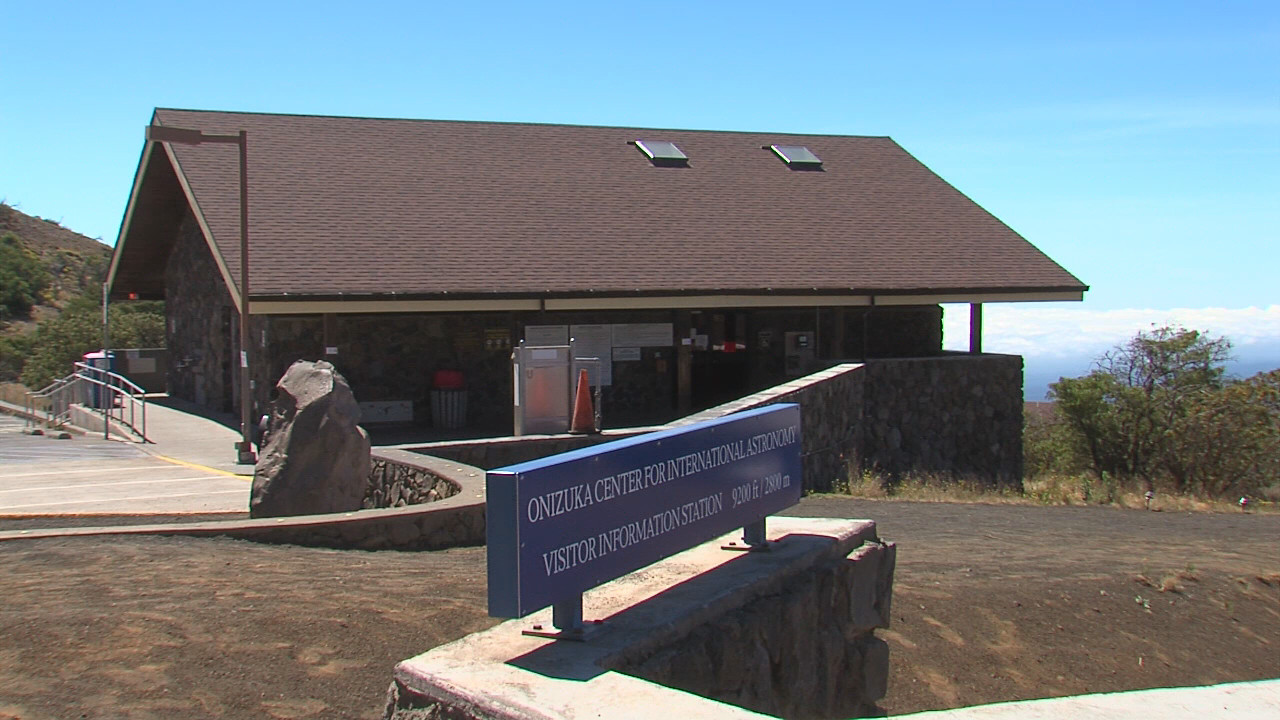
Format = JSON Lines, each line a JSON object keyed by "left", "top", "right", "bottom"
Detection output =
{"left": 0, "top": 203, "right": 163, "bottom": 389}
{"left": 0, "top": 202, "right": 112, "bottom": 316}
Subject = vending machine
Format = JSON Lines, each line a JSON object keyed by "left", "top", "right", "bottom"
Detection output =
{"left": 783, "top": 331, "right": 815, "bottom": 377}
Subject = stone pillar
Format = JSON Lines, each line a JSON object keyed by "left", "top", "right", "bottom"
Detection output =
{"left": 831, "top": 306, "right": 846, "bottom": 358}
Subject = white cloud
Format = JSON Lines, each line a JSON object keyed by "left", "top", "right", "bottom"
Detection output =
{"left": 944, "top": 304, "right": 1280, "bottom": 360}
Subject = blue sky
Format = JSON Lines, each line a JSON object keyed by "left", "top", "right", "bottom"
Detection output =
{"left": 3, "top": 1, "right": 1277, "bottom": 384}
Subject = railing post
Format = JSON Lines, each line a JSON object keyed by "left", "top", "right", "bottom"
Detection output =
{"left": 101, "top": 375, "right": 109, "bottom": 440}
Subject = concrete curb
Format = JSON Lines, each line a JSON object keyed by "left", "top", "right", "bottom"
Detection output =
{"left": 889, "top": 678, "right": 1280, "bottom": 719}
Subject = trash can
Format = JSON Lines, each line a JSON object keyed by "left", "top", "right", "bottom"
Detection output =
{"left": 82, "top": 351, "right": 115, "bottom": 409}
{"left": 430, "top": 370, "right": 467, "bottom": 430}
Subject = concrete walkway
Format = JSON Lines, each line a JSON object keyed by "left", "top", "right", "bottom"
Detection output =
{"left": 891, "top": 679, "right": 1280, "bottom": 719}
{"left": 137, "top": 397, "right": 254, "bottom": 476}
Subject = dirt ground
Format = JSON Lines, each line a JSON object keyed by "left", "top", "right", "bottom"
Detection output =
{"left": 1, "top": 497, "right": 1277, "bottom": 719}
{"left": 789, "top": 498, "right": 1280, "bottom": 714}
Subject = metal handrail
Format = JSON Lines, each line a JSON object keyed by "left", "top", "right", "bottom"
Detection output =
{"left": 24, "top": 373, "right": 78, "bottom": 430}
{"left": 23, "top": 362, "right": 148, "bottom": 442}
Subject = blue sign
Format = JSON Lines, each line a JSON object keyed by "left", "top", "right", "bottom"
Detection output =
{"left": 487, "top": 404, "right": 803, "bottom": 618}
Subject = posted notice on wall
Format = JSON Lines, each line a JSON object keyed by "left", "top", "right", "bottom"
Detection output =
{"left": 524, "top": 325, "right": 569, "bottom": 346}
{"left": 612, "top": 323, "right": 673, "bottom": 347}
{"left": 522, "top": 323, "right": 675, "bottom": 387}
{"left": 570, "top": 324, "right": 612, "bottom": 386}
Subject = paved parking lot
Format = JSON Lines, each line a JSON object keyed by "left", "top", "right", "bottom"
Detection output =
{"left": 0, "top": 413, "right": 145, "bottom": 463}
{"left": 0, "top": 414, "right": 250, "bottom": 515}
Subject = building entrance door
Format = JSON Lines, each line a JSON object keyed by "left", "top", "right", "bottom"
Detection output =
{"left": 690, "top": 311, "right": 749, "bottom": 409}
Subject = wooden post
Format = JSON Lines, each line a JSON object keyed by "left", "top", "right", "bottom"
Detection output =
{"left": 969, "top": 303, "right": 983, "bottom": 354}
{"left": 831, "top": 307, "right": 846, "bottom": 359}
{"left": 675, "top": 310, "right": 692, "bottom": 414}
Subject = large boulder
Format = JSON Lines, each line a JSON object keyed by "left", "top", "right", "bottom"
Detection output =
{"left": 250, "top": 360, "right": 371, "bottom": 518}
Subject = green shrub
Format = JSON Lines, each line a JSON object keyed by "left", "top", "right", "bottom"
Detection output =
{"left": 1023, "top": 406, "right": 1089, "bottom": 479}
{"left": 0, "top": 233, "right": 51, "bottom": 318}
{"left": 0, "top": 333, "right": 32, "bottom": 382}
{"left": 19, "top": 298, "right": 164, "bottom": 389}
{"left": 1048, "top": 327, "right": 1278, "bottom": 498}
{"left": 1166, "top": 369, "right": 1280, "bottom": 498}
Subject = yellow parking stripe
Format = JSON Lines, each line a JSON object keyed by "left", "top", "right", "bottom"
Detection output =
{"left": 150, "top": 454, "right": 253, "bottom": 480}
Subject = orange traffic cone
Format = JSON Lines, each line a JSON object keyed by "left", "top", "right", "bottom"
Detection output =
{"left": 569, "top": 369, "right": 596, "bottom": 434}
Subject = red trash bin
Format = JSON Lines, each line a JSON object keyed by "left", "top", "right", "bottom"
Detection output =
{"left": 430, "top": 370, "right": 467, "bottom": 429}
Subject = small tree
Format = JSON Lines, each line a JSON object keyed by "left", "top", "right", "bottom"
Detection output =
{"left": 1022, "top": 404, "right": 1089, "bottom": 479}
{"left": 1050, "top": 326, "right": 1234, "bottom": 492}
{"left": 1168, "top": 370, "right": 1280, "bottom": 497}
{"left": 1047, "top": 370, "right": 1132, "bottom": 479}
{"left": 19, "top": 297, "right": 164, "bottom": 389}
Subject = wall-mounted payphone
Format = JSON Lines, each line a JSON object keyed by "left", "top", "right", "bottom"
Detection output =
{"left": 784, "top": 331, "right": 815, "bottom": 377}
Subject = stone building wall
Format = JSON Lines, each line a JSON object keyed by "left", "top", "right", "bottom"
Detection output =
{"left": 164, "top": 213, "right": 236, "bottom": 412}
{"left": 861, "top": 354, "right": 1024, "bottom": 486}
{"left": 815, "top": 304, "right": 944, "bottom": 360}
{"left": 620, "top": 539, "right": 895, "bottom": 719}
{"left": 862, "top": 305, "right": 944, "bottom": 358}
{"left": 158, "top": 222, "right": 945, "bottom": 435}
{"left": 331, "top": 312, "right": 515, "bottom": 432}
{"left": 258, "top": 316, "right": 323, "bottom": 402}
{"left": 675, "top": 364, "right": 866, "bottom": 494}
{"left": 671, "top": 353, "right": 1022, "bottom": 491}
{"left": 253, "top": 310, "right": 675, "bottom": 434}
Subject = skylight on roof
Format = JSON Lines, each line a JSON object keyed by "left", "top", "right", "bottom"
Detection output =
{"left": 769, "top": 144, "right": 823, "bottom": 170}
{"left": 634, "top": 139, "right": 689, "bottom": 167}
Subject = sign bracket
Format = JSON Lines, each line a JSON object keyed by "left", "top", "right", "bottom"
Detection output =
{"left": 522, "top": 593, "right": 593, "bottom": 642}
{"left": 722, "top": 517, "right": 772, "bottom": 553}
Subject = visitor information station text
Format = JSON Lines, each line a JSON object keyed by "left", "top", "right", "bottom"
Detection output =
{"left": 487, "top": 404, "right": 803, "bottom": 620}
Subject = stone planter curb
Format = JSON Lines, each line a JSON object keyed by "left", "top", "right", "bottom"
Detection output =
{"left": 0, "top": 448, "right": 487, "bottom": 550}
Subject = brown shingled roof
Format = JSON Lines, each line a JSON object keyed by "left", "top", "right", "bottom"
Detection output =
{"left": 113, "top": 108, "right": 1086, "bottom": 302}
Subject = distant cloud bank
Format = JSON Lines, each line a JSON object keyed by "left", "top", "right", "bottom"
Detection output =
{"left": 942, "top": 305, "right": 1280, "bottom": 399}
{"left": 944, "top": 304, "right": 1280, "bottom": 359}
